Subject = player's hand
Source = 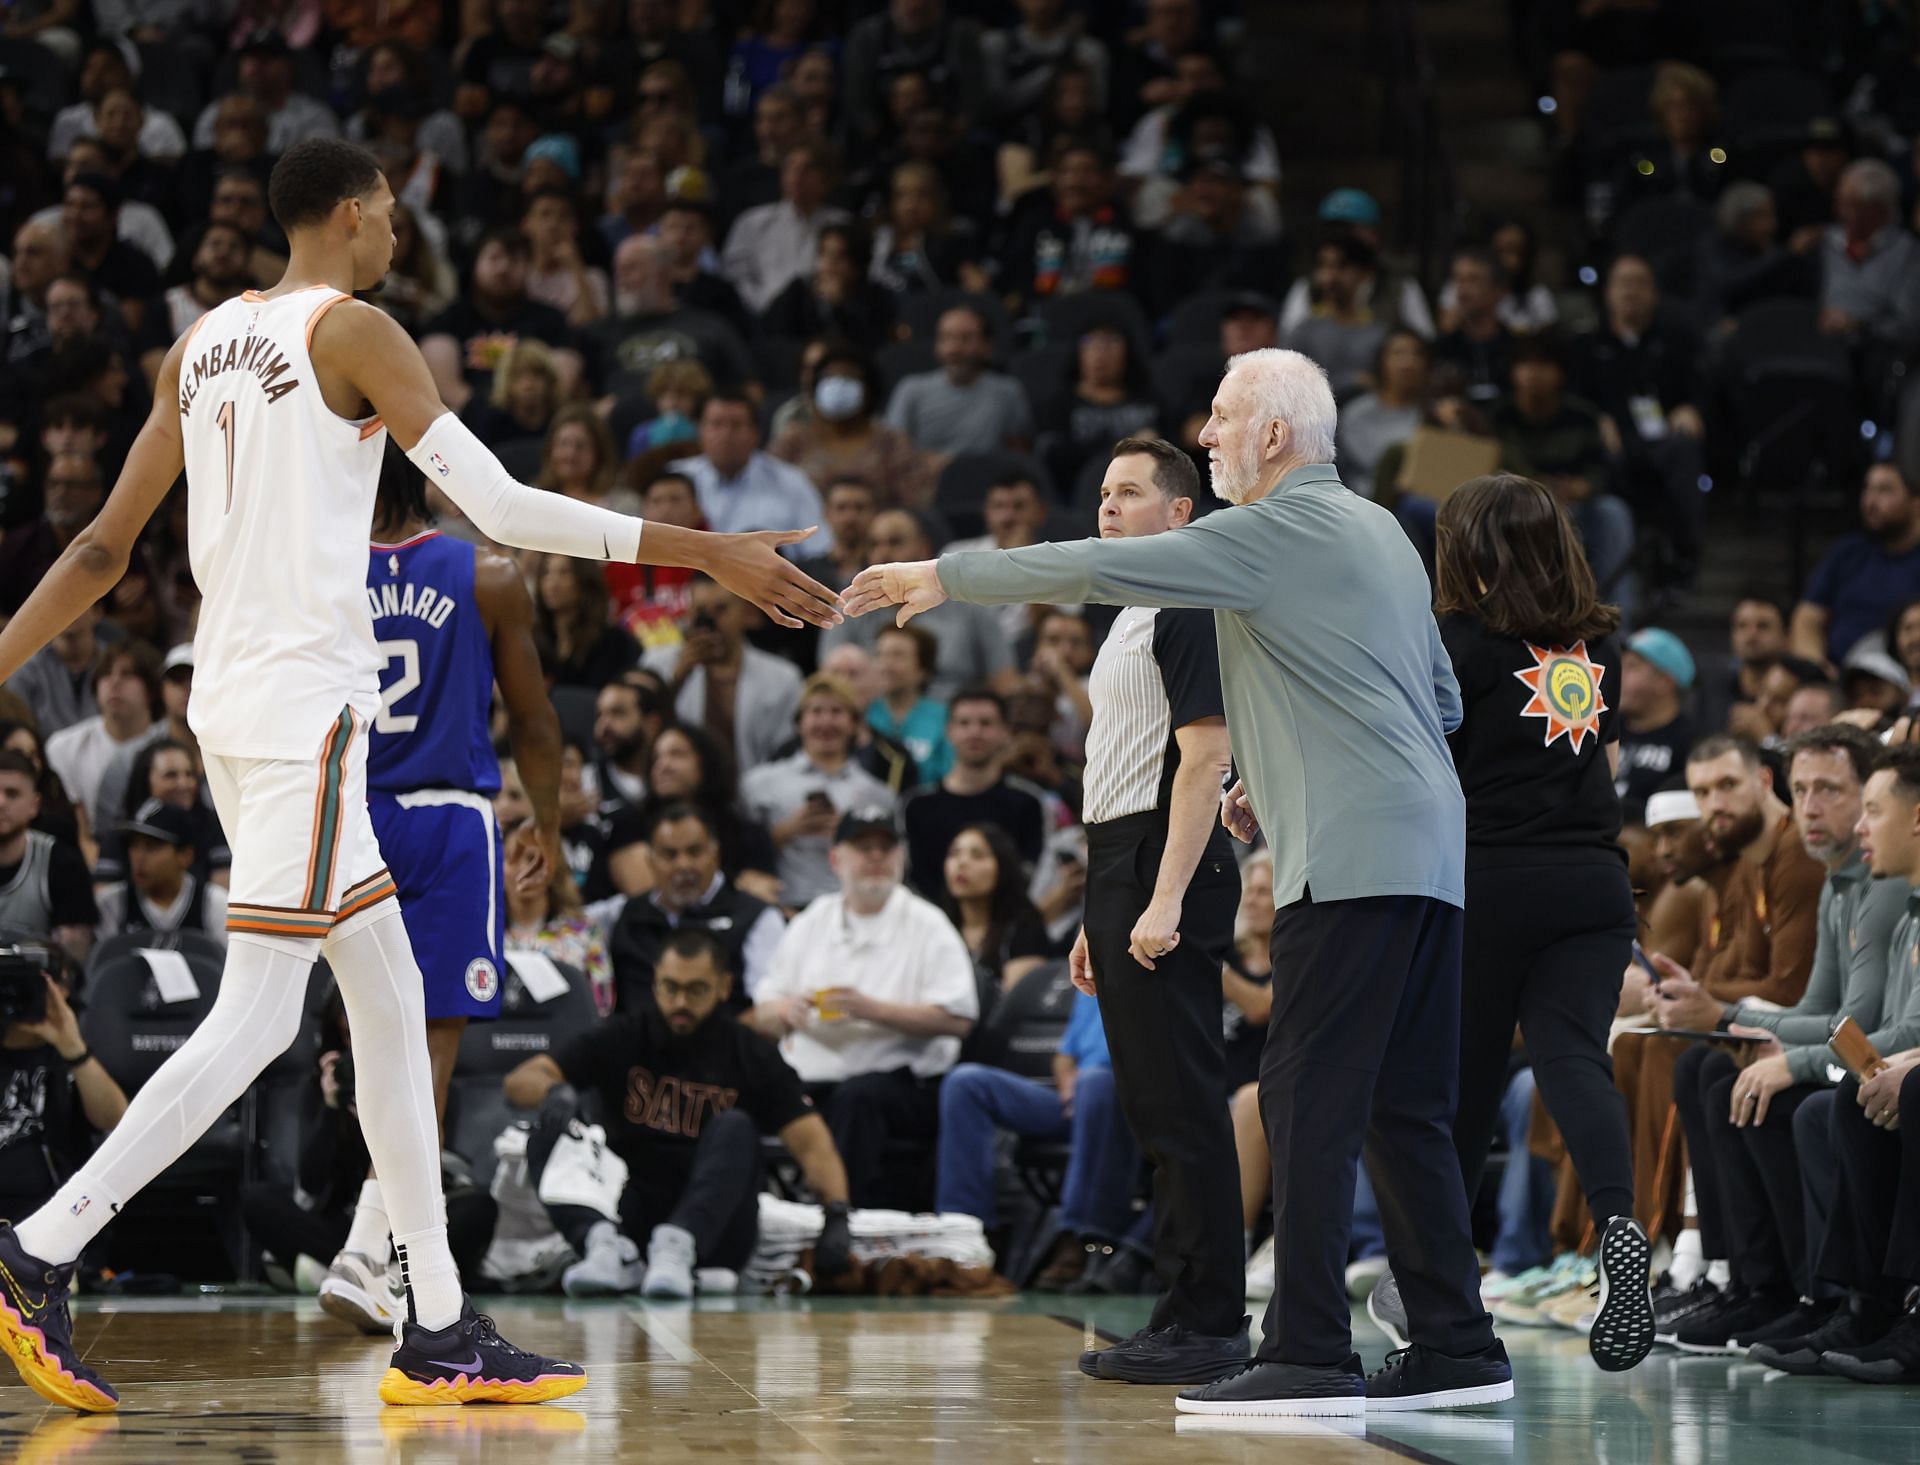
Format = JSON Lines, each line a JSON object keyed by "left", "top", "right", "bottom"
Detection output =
{"left": 1221, "top": 780, "right": 1259, "bottom": 843}
{"left": 844, "top": 560, "right": 947, "bottom": 626}
{"left": 505, "top": 821, "right": 554, "bottom": 894}
{"left": 705, "top": 528, "right": 843, "bottom": 630}
{"left": 1068, "top": 926, "right": 1095, "bottom": 996}
{"left": 1128, "top": 895, "right": 1182, "bottom": 971}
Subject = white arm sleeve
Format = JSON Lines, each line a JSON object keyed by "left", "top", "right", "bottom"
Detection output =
{"left": 406, "top": 412, "right": 644, "bottom": 561}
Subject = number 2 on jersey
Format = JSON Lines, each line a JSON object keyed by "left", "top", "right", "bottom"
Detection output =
{"left": 376, "top": 639, "right": 421, "bottom": 733}
{"left": 216, "top": 399, "right": 236, "bottom": 512}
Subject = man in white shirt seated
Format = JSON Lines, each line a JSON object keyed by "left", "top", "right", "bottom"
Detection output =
{"left": 44, "top": 642, "right": 159, "bottom": 835}
{"left": 745, "top": 807, "right": 979, "bottom": 1207}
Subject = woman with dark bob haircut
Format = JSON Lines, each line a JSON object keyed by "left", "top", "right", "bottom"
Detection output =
{"left": 1425, "top": 473, "right": 1653, "bottom": 1373}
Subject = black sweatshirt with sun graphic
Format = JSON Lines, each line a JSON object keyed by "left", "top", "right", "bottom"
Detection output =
{"left": 1438, "top": 614, "right": 1625, "bottom": 858}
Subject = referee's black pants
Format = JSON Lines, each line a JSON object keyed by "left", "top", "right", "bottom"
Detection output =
{"left": 1084, "top": 811, "right": 1243, "bottom": 1338}
{"left": 1260, "top": 891, "right": 1494, "bottom": 1365}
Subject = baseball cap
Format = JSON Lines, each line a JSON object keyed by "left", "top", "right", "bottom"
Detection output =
{"left": 1625, "top": 628, "right": 1696, "bottom": 691}
{"left": 834, "top": 806, "right": 900, "bottom": 846}
{"left": 162, "top": 644, "right": 194, "bottom": 676}
{"left": 119, "top": 798, "right": 195, "bottom": 849}
{"left": 1318, "top": 187, "right": 1382, "bottom": 226}
{"left": 1842, "top": 646, "right": 1910, "bottom": 695}
{"left": 524, "top": 134, "right": 581, "bottom": 182}
{"left": 1644, "top": 789, "right": 1700, "bottom": 828}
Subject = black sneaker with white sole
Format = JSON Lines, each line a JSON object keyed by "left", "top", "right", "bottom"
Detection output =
{"left": 1672, "top": 1288, "right": 1797, "bottom": 1355}
{"left": 1367, "top": 1269, "right": 1409, "bottom": 1350}
{"left": 1732, "top": 1297, "right": 1835, "bottom": 1351}
{"left": 1652, "top": 1278, "right": 1723, "bottom": 1344}
{"left": 1588, "top": 1216, "right": 1655, "bottom": 1372}
{"left": 1749, "top": 1301, "right": 1893, "bottom": 1376}
{"left": 1174, "top": 1356, "right": 1367, "bottom": 1417}
{"left": 1366, "top": 1340, "right": 1515, "bottom": 1411}
{"left": 1077, "top": 1319, "right": 1251, "bottom": 1383}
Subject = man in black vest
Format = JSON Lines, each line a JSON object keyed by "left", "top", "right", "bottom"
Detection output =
{"left": 609, "top": 802, "right": 785, "bottom": 1015}
{"left": 91, "top": 800, "right": 226, "bottom": 945}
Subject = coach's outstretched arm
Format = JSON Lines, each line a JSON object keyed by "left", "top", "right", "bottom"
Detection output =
{"left": 0, "top": 337, "right": 189, "bottom": 684}
{"left": 324, "top": 303, "right": 843, "bottom": 631}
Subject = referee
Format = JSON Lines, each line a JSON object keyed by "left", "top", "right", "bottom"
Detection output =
{"left": 1066, "top": 436, "right": 1246, "bottom": 1383}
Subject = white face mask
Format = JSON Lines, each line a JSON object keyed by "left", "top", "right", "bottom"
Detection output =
{"left": 814, "top": 375, "right": 866, "bottom": 421}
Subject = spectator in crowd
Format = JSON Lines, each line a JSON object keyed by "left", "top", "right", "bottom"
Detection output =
{"left": 1335, "top": 329, "right": 1428, "bottom": 493}
{"left": 1436, "top": 219, "right": 1555, "bottom": 335}
{"left": 1819, "top": 158, "right": 1920, "bottom": 357}
{"left": 1665, "top": 725, "right": 1905, "bottom": 1352}
{"left": 1432, "top": 247, "right": 1514, "bottom": 407}
{"left": 869, "top": 623, "right": 952, "bottom": 783}
{"left": 420, "top": 226, "right": 576, "bottom": 409}
{"left": 504, "top": 828, "right": 614, "bottom": 1016}
{"left": 1782, "top": 681, "right": 1848, "bottom": 739}
{"left": 44, "top": 642, "right": 158, "bottom": 836}
{"left": 162, "top": 222, "right": 251, "bottom": 337}
{"left": 1691, "top": 182, "right": 1817, "bottom": 327}
{"left": 1036, "top": 325, "right": 1159, "bottom": 492}
{"left": 0, "top": 752, "right": 95, "bottom": 961}
{"left": 587, "top": 235, "right": 755, "bottom": 407}
{"left": 868, "top": 160, "right": 988, "bottom": 296}
{"left": 597, "top": 147, "right": 669, "bottom": 252}
{"left": 453, "top": 0, "right": 551, "bottom": 118}
{"left": 505, "top": 928, "right": 853, "bottom": 1298}
{"left": 1768, "top": 116, "right": 1850, "bottom": 244}
{"left": 200, "top": 167, "right": 286, "bottom": 287}
{"left": 462, "top": 336, "right": 560, "bottom": 450}
{"left": 793, "top": 476, "right": 877, "bottom": 594}
{"left": 670, "top": 390, "right": 828, "bottom": 549}
{"left": 1888, "top": 599, "right": 1920, "bottom": 697}
{"left": 623, "top": 362, "right": 710, "bottom": 464}
{"left": 602, "top": 723, "right": 779, "bottom": 903}
{"left": 520, "top": 187, "right": 610, "bottom": 328}
{"left": 3, "top": 220, "right": 68, "bottom": 367}
{"left": 1703, "top": 596, "right": 1789, "bottom": 742}
{"left": 1139, "top": 153, "right": 1288, "bottom": 316}
{"left": 47, "top": 43, "right": 184, "bottom": 162}
{"left": 643, "top": 576, "right": 805, "bottom": 774}
{"left": 1792, "top": 462, "right": 1920, "bottom": 668}
{"left": 1019, "top": 608, "right": 1095, "bottom": 760}
{"left": 607, "top": 470, "right": 705, "bottom": 633}
{"left": 4, "top": 605, "right": 101, "bottom": 740}
{"left": 887, "top": 305, "right": 1035, "bottom": 458}
{"left": 820, "top": 510, "right": 1019, "bottom": 701}
{"left": 92, "top": 799, "right": 227, "bottom": 944}
{"left": 1614, "top": 628, "right": 1696, "bottom": 825}
{"left": 1841, "top": 650, "right": 1910, "bottom": 721}
{"left": 717, "top": 85, "right": 804, "bottom": 231}
{"left": 532, "top": 554, "right": 640, "bottom": 691}
{"left": 656, "top": 200, "right": 751, "bottom": 335}
{"left": 998, "top": 141, "right": 1137, "bottom": 311}
{"left": 1171, "top": 292, "right": 1279, "bottom": 448}
{"left": 0, "top": 942, "right": 127, "bottom": 1227}
{"left": 1279, "top": 189, "right": 1436, "bottom": 339}
{"left": 592, "top": 676, "right": 668, "bottom": 815}
{"left": 1284, "top": 236, "right": 1392, "bottom": 400}
{"left": 746, "top": 807, "right": 978, "bottom": 1208}
{"left": 843, "top": 0, "right": 987, "bottom": 145}
{"left": 191, "top": 33, "right": 339, "bottom": 154}
{"left": 608, "top": 801, "right": 785, "bottom": 1017}
{"left": 0, "top": 727, "right": 83, "bottom": 858}
{"left": 60, "top": 175, "right": 159, "bottom": 335}
{"left": 177, "top": 96, "right": 274, "bottom": 239}
{"left": 980, "top": 0, "right": 1107, "bottom": 124}
{"left": 92, "top": 646, "right": 220, "bottom": 881}
{"left": 43, "top": 133, "right": 173, "bottom": 273}
{"left": 1735, "top": 655, "right": 1836, "bottom": 747}
{"left": 540, "top": 404, "right": 641, "bottom": 516}
{"left": 721, "top": 139, "right": 851, "bottom": 315}
{"left": 937, "top": 822, "right": 1052, "bottom": 992}
{"left": 901, "top": 689, "right": 1045, "bottom": 897}
{"left": 1615, "top": 61, "right": 1727, "bottom": 216}
{"left": 1124, "top": 71, "right": 1283, "bottom": 235}
{"left": 1574, "top": 254, "right": 1708, "bottom": 585}
{"left": 347, "top": 43, "right": 468, "bottom": 178}
{"left": 770, "top": 341, "right": 935, "bottom": 509}
{"left": 761, "top": 226, "right": 897, "bottom": 356}
{"left": 1634, "top": 790, "right": 1714, "bottom": 973}
{"left": 740, "top": 673, "right": 895, "bottom": 909}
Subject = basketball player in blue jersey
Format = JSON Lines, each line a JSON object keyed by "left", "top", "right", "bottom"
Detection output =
{"left": 315, "top": 448, "right": 565, "bottom": 1334}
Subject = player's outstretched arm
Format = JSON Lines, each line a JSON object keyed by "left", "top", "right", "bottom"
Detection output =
{"left": 0, "top": 338, "right": 187, "bottom": 684}
{"left": 322, "top": 303, "right": 842, "bottom": 630}
{"left": 476, "top": 547, "right": 564, "bottom": 880}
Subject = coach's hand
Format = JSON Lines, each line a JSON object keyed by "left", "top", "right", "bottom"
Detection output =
{"left": 1221, "top": 780, "right": 1259, "bottom": 843}
{"left": 1068, "top": 927, "right": 1096, "bottom": 996}
{"left": 844, "top": 560, "right": 947, "bottom": 627}
{"left": 1129, "top": 895, "right": 1182, "bottom": 971}
{"left": 706, "top": 527, "right": 845, "bottom": 630}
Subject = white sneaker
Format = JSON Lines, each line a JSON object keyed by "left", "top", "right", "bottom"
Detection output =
{"left": 1246, "top": 1234, "right": 1276, "bottom": 1300}
{"left": 695, "top": 1268, "right": 739, "bottom": 1296}
{"left": 642, "top": 1223, "right": 697, "bottom": 1299}
{"left": 293, "top": 1253, "right": 329, "bottom": 1295}
{"left": 563, "top": 1221, "right": 643, "bottom": 1297}
{"left": 1345, "top": 1254, "right": 1389, "bottom": 1301}
{"left": 317, "top": 1250, "right": 402, "bottom": 1335}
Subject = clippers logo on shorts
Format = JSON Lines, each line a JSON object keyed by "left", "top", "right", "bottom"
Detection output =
{"left": 465, "top": 958, "right": 499, "bottom": 1002}
{"left": 1513, "top": 640, "right": 1607, "bottom": 754}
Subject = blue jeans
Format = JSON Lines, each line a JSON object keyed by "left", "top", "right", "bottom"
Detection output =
{"left": 1492, "top": 1068, "right": 1556, "bottom": 1275}
{"left": 936, "top": 1062, "right": 1140, "bottom": 1235}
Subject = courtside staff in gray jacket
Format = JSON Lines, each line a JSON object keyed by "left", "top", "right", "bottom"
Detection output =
{"left": 846, "top": 348, "right": 1509, "bottom": 1418}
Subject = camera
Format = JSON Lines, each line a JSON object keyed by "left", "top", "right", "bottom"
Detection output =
{"left": 0, "top": 944, "right": 54, "bottom": 1027}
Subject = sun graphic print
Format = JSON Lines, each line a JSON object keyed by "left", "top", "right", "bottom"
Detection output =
{"left": 1513, "top": 640, "right": 1607, "bottom": 753}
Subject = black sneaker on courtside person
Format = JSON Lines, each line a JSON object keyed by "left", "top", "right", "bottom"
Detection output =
{"left": 1366, "top": 1340, "right": 1516, "bottom": 1411}
{"left": 1731, "top": 1296, "right": 1837, "bottom": 1351}
{"left": 1588, "top": 1216, "right": 1656, "bottom": 1372}
{"left": 1672, "top": 1287, "right": 1798, "bottom": 1355}
{"left": 1174, "top": 1356, "right": 1368, "bottom": 1417}
{"left": 1652, "top": 1277, "right": 1723, "bottom": 1344}
{"left": 1819, "top": 1308, "right": 1920, "bottom": 1385}
{"left": 1749, "top": 1300, "right": 1894, "bottom": 1375}
{"left": 1078, "top": 1318, "right": 1251, "bottom": 1383}
{"left": 379, "top": 1298, "right": 588, "bottom": 1405}
{"left": 0, "top": 1221, "right": 118, "bottom": 1413}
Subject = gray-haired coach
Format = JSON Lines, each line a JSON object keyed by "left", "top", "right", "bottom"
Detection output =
{"left": 847, "top": 348, "right": 1511, "bottom": 1419}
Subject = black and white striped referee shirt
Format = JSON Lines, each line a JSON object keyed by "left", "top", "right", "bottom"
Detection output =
{"left": 1082, "top": 605, "right": 1227, "bottom": 825}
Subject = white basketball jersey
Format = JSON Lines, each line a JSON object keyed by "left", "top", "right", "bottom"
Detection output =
{"left": 179, "top": 285, "right": 388, "bottom": 759}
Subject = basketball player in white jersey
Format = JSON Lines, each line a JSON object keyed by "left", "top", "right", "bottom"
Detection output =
{"left": 0, "top": 138, "right": 842, "bottom": 1414}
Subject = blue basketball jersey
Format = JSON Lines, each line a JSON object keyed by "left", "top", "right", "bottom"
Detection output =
{"left": 366, "top": 531, "right": 500, "bottom": 795}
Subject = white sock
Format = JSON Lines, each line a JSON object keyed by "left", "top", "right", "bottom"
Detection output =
{"left": 1706, "top": 1258, "right": 1731, "bottom": 1288}
{"left": 322, "top": 906, "right": 459, "bottom": 1329}
{"left": 342, "top": 1179, "right": 390, "bottom": 1264}
{"left": 17, "top": 936, "right": 312, "bottom": 1266}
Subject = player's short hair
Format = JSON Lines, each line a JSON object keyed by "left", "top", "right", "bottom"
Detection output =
{"left": 1110, "top": 434, "right": 1199, "bottom": 504}
{"left": 268, "top": 137, "right": 384, "bottom": 233}
{"left": 1873, "top": 746, "right": 1920, "bottom": 803}
{"left": 658, "top": 927, "right": 728, "bottom": 973}
{"left": 645, "top": 799, "right": 719, "bottom": 845}
{"left": 1687, "top": 733, "right": 1763, "bottom": 771}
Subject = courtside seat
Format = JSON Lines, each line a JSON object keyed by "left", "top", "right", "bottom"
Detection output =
{"left": 444, "top": 956, "right": 597, "bottom": 1175}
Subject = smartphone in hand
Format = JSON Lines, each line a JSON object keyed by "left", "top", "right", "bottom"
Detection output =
{"left": 1830, "top": 1015, "right": 1887, "bottom": 1083}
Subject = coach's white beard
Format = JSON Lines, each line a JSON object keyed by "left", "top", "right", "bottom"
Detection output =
{"left": 1209, "top": 436, "right": 1262, "bottom": 504}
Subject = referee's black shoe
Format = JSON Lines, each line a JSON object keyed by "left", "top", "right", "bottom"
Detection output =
{"left": 1078, "top": 1318, "right": 1251, "bottom": 1383}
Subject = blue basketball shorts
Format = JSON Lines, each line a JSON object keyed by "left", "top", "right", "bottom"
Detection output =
{"left": 368, "top": 789, "right": 505, "bottom": 1019}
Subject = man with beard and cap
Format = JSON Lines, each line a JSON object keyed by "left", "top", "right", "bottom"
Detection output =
{"left": 1793, "top": 463, "right": 1920, "bottom": 669}
{"left": 504, "top": 928, "right": 852, "bottom": 1298}
{"left": 163, "top": 222, "right": 252, "bottom": 336}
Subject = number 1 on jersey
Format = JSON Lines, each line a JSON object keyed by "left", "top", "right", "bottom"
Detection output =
{"left": 216, "top": 399, "right": 236, "bottom": 513}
